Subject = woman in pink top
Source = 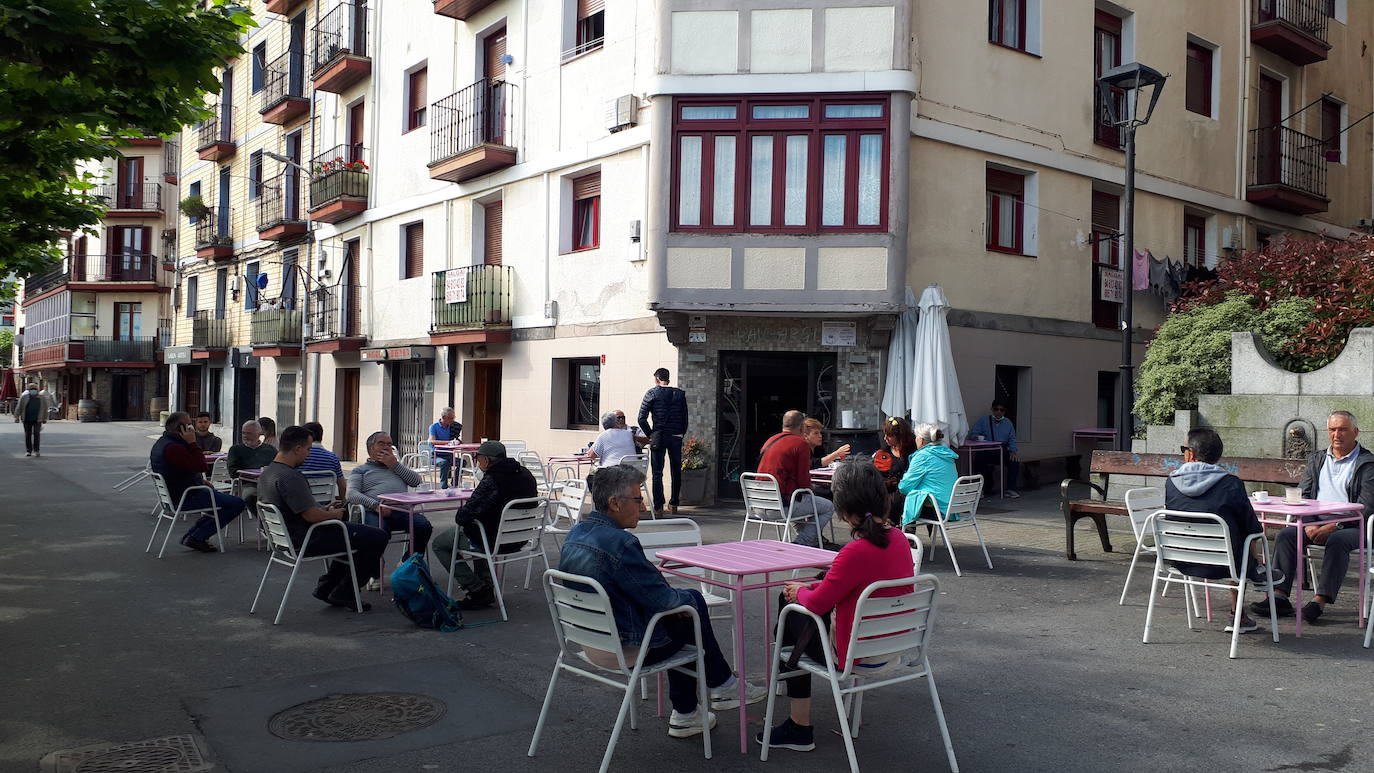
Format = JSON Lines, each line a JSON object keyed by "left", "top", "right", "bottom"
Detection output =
{"left": 757, "top": 458, "right": 915, "bottom": 753}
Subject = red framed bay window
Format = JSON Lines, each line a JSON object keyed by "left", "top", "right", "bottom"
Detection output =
{"left": 985, "top": 168, "right": 1025, "bottom": 254}
{"left": 671, "top": 95, "right": 889, "bottom": 233}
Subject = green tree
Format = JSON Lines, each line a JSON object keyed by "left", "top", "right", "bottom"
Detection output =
{"left": 0, "top": 1, "right": 252, "bottom": 277}
{"left": 0, "top": 329, "right": 12, "bottom": 367}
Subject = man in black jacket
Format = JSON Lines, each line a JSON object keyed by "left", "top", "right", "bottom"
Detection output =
{"left": 431, "top": 441, "right": 538, "bottom": 609}
{"left": 638, "top": 367, "right": 689, "bottom": 515}
{"left": 1252, "top": 410, "right": 1374, "bottom": 625}
{"left": 1165, "top": 428, "right": 1282, "bottom": 634}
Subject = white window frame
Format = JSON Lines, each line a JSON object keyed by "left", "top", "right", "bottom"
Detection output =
{"left": 1185, "top": 34, "right": 1220, "bottom": 120}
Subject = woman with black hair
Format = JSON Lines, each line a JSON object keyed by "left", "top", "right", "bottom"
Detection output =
{"left": 876, "top": 416, "right": 918, "bottom": 521}
{"left": 757, "top": 457, "right": 915, "bottom": 753}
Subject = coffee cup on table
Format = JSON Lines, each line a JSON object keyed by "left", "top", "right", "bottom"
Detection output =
{"left": 1253, "top": 491, "right": 1270, "bottom": 503}
{"left": 1284, "top": 487, "right": 1303, "bottom": 504}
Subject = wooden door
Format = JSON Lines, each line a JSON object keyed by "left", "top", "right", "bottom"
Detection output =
{"left": 181, "top": 367, "right": 202, "bottom": 416}
{"left": 1091, "top": 190, "right": 1122, "bottom": 330}
{"left": 483, "top": 201, "right": 502, "bottom": 265}
{"left": 117, "top": 156, "right": 144, "bottom": 209}
{"left": 1093, "top": 12, "right": 1123, "bottom": 147}
{"left": 1255, "top": 74, "right": 1283, "bottom": 185}
{"left": 336, "top": 368, "right": 360, "bottom": 461}
{"left": 348, "top": 102, "right": 365, "bottom": 162}
{"left": 484, "top": 27, "right": 507, "bottom": 80}
{"left": 482, "top": 28, "right": 507, "bottom": 145}
{"left": 351, "top": 0, "right": 367, "bottom": 53}
{"left": 285, "top": 132, "right": 302, "bottom": 219}
{"left": 344, "top": 240, "right": 361, "bottom": 336}
{"left": 471, "top": 361, "right": 502, "bottom": 441}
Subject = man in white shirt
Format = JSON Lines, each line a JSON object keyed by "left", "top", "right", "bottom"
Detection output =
{"left": 1254, "top": 410, "right": 1374, "bottom": 625}
{"left": 588, "top": 410, "right": 647, "bottom": 468}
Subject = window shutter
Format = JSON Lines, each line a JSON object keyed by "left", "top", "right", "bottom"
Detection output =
{"left": 985, "top": 169, "right": 1023, "bottom": 196}
{"left": 578, "top": 0, "right": 605, "bottom": 19}
{"left": 483, "top": 202, "right": 503, "bottom": 266}
{"left": 1185, "top": 44, "right": 1210, "bottom": 115}
{"left": 1091, "top": 191, "right": 1119, "bottom": 231}
{"left": 405, "top": 222, "right": 424, "bottom": 279}
{"left": 573, "top": 172, "right": 601, "bottom": 200}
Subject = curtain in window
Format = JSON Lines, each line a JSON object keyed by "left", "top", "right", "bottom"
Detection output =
{"left": 575, "top": 199, "right": 596, "bottom": 247}
{"left": 749, "top": 136, "right": 773, "bottom": 226}
{"left": 712, "top": 136, "right": 735, "bottom": 226}
{"left": 988, "top": 191, "right": 1019, "bottom": 250}
{"left": 784, "top": 135, "right": 807, "bottom": 226}
{"left": 681, "top": 106, "right": 736, "bottom": 120}
{"left": 678, "top": 136, "right": 702, "bottom": 226}
{"left": 821, "top": 135, "right": 847, "bottom": 226}
{"left": 857, "top": 134, "right": 882, "bottom": 225}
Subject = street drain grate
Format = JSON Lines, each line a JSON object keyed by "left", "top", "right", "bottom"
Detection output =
{"left": 42, "top": 735, "right": 210, "bottom": 773}
{"left": 268, "top": 692, "right": 447, "bottom": 742}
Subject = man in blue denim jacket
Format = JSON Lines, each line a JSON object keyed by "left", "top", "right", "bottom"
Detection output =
{"left": 559, "top": 463, "right": 764, "bottom": 738}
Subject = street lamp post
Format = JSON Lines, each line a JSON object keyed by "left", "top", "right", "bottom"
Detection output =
{"left": 263, "top": 150, "right": 314, "bottom": 424}
{"left": 1097, "top": 63, "right": 1167, "bottom": 452}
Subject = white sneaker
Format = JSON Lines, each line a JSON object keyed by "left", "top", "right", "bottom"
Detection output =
{"left": 1005, "top": 490, "right": 1020, "bottom": 499}
{"left": 667, "top": 707, "right": 717, "bottom": 738}
{"left": 1223, "top": 618, "right": 1259, "bottom": 634}
{"left": 709, "top": 678, "right": 767, "bottom": 710}
{"left": 365, "top": 578, "right": 381, "bottom": 592}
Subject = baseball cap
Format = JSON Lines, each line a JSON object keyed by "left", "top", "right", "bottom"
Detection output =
{"left": 476, "top": 440, "right": 506, "bottom": 458}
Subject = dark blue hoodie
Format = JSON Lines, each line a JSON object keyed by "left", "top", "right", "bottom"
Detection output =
{"left": 1164, "top": 461, "right": 1262, "bottom": 575}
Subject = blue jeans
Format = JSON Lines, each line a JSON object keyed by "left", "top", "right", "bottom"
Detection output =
{"left": 436, "top": 454, "right": 453, "bottom": 488}
{"left": 181, "top": 489, "right": 246, "bottom": 541}
{"left": 649, "top": 433, "right": 684, "bottom": 510}
{"left": 363, "top": 509, "right": 433, "bottom": 556}
{"left": 640, "top": 589, "right": 733, "bottom": 713}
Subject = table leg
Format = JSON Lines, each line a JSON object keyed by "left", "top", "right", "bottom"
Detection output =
{"left": 999, "top": 447, "right": 1006, "bottom": 499}
{"left": 732, "top": 576, "right": 748, "bottom": 754}
{"left": 1294, "top": 526, "right": 1306, "bottom": 638}
{"left": 1359, "top": 523, "right": 1367, "bottom": 629}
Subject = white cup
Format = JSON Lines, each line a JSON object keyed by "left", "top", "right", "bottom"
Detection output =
{"left": 1284, "top": 487, "right": 1303, "bottom": 504}
{"left": 972, "top": 434, "right": 985, "bottom": 442}
{"left": 416, "top": 483, "right": 433, "bottom": 492}
{"left": 1253, "top": 491, "right": 1270, "bottom": 503}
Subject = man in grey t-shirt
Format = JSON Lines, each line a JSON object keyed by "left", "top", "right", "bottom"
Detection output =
{"left": 259, "top": 426, "right": 390, "bottom": 610}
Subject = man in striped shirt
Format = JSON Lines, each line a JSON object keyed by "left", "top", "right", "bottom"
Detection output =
{"left": 301, "top": 421, "right": 347, "bottom": 499}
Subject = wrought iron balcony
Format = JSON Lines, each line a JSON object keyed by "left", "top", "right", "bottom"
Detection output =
{"left": 308, "top": 144, "right": 368, "bottom": 223}
{"left": 429, "top": 78, "right": 518, "bottom": 183}
{"left": 72, "top": 253, "right": 159, "bottom": 283}
{"left": 312, "top": 1, "right": 371, "bottom": 93}
{"left": 1252, "top": 0, "right": 1331, "bottom": 65}
{"left": 81, "top": 337, "right": 158, "bottom": 363}
{"left": 1247, "top": 124, "right": 1329, "bottom": 215}
{"left": 430, "top": 265, "right": 513, "bottom": 343}
{"left": 192, "top": 310, "right": 230, "bottom": 349}
{"left": 194, "top": 112, "right": 236, "bottom": 161}
{"left": 164, "top": 140, "right": 181, "bottom": 184}
{"left": 306, "top": 283, "right": 365, "bottom": 349}
{"left": 194, "top": 209, "right": 234, "bottom": 260}
{"left": 250, "top": 308, "right": 303, "bottom": 348}
{"left": 260, "top": 50, "right": 310, "bottom": 125}
{"left": 23, "top": 263, "right": 69, "bottom": 299}
{"left": 257, "top": 175, "right": 308, "bottom": 241}
{"left": 95, "top": 181, "right": 163, "bottom": 215}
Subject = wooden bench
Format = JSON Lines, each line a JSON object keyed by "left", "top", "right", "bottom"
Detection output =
{"left": 1060, "top": 450, "right": 1305, "bottom": 560}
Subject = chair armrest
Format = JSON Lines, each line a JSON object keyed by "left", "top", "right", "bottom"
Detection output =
{"left": 550, "top": 465, "right": 576, "bottom": 483}
{"left": 301, "top": 517, "right": 353, "bottom": 555}
{"left": 631, "top": 603, "right": 701, "bottom": 673}
{"left": 788, "top": 488, "right": 819, "bottom": 517}
{"left": 175, "top": 484, "right": 219, "bottom": 514}
{"left": 774, "top": 602, "right": 841, "bottom": 673}
{"left": 458, "top": 520, "right": 494, "bottom": 557}
{"left": 1061, "top": 477, "right": 1107, "bottom": 502}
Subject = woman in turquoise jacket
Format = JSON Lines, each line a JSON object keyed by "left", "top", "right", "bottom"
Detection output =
{"left": 898, "top": 423, "right": 960, "bottom": 526}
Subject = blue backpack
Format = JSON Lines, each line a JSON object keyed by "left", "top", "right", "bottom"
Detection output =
{"left": 390, "top": 554, "right": 464, "bottom": 632}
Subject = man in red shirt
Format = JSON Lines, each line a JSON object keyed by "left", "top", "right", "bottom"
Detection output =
{"left": 758, "top": 410, "right": 833, "bottom": 546}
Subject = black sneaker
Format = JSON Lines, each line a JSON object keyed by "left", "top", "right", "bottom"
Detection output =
{"left": 180, "top": 534, "right": 216, "bottom": 553}
{"left": 755, "top": 718, "right": 815, "bottom": 752}
{"left": 324, "top": 587, "right": 371, "bottom": 611}
{"left": 1251, "top": 596, "right": 1294, "bottom": 618}
{"left": 458, "top": 590, "right": 495, "bottom": 610}
{"left": 1301, "top": 601, "right": 1323, "bottom": 624}
{"left": 1246, "top": 563, "right": 1285, "bottom": 588}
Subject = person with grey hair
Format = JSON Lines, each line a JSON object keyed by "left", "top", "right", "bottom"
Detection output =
{"left": 1253, "top": 409, "right": 1374, "bottom": 625}
{"left": 14, "top": 382, "right": 47, "bottom": 456}
{"left": 897, "top": 423, "right": 959, "bottom": 526}
{"left": 428, "top": 407, "right": 463, "bottom": 488}
{"left": 150, "top": 411, "right": 246, "bottom": 552}
{"left": 588, "top": 408, "right": 647, "bottom": 468}
{"left": 226, "top": 420, "right": 276, "bottom": 514}
{"left": 347, "top": 432, "right": 433, "bottom": 556}
{"left": 559, "top": 464, "right": 765, "bottom": 739}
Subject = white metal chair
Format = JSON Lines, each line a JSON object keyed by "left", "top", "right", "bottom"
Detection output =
{"left": 518, "top": 450, "right": 566, "bottom": 498}
{"left": 145, "top": 472, "right": 228, "bottom": 558}
{"left": 1142, "top": 510, "right": 1279, "bottom": 659}
{"left": 905, "top": 531, "right": 925, "bottom": 576}
{"left": 911, "top": 475, "right": 992, "bottom": 577}
{"left": 459, "top": 452, "right": 483, "bottom": 486}
{"left": 528, "top": 569, "right": 711, "bottom": 773}
{"left": 1363, "top": 513, "right": 1374, "bottom": 649}
{"left": 302, "top": 469, "right": 339, "bottom": 505}
{"left": 546, "top": 478, "right": 590, "bottom": 547}
{"left": 208, "top": 458, "right": 234, "bottom": 494}
{"left": 1119, "top": 488, "right": 1206, "bottom": 616}
{"left": 414, "top": 444, "right": 446, "bottom": 486}
{"left": 250, "top": 503, "right": 365, "bottom": 624}
{"left": 741, "top": 472, "right": 822, "bottom": 544}
{"left": 620, "top": 453, "right": 654, "bottom": 515}
{"left": 499, "top": 440, "right": 528, "bottom": 455}
{"left": 450, "top": 496, "right": 551, "bottom": 620}
{"left": 633, "top": 518, "right": 734, "bottom": 619}
{"left": 761, "top": 574, "right": 958, "bottom": 772}
{"left": 114, "top": 462, "right": 153, "bottom": 492}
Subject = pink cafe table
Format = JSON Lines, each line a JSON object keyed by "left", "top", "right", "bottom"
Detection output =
{"left": 957, "top": 440, "right": 1004, "bottom": 498}
{"left": 545, "top": 454, "right": 595, "bottom": 480}
{"left": 1252, "top": 498, "right": 1366, "bottom": 637}
{"left": 378, "top": 488, "right": 472, "bottom": 549}
{"left": 431, "top": 442, "right": 482, "bottom": 456}
{"left": 655, "top": 539, "right": 836, "bottom": 753}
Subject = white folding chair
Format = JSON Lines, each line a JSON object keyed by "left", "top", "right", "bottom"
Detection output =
{"left": 761, "top": 575, "right": 958, "bottom": 773}
{"left": 450, "top": 496, "right": 551, "bottom": 620}
{"left": 208, "top": 458, "right": 234, "bottom": 493}
{"left": 250, "top": 503, "right": 365, "bottom": 624}
{"left": 459, "top": 452, "right": 483, "bottom": 486}
{"left": 633, "top": 518, "right": 734, "bottom": 620}
{"left": 114, "top": 463, "right": 152, "bottom": 492}
{"left": 546, "top": 479, "right": 590, "bottom": 547}
{"left": 302, "top": 469, "right": 339, "bottom": 505}
{"left": 499, "top": 440, "right": 528, "bottom": 455}
{"left": 905, "top": 532, "right": 925, "bottom": 576}
{"left": 1142, "top": 510, "right": 1279, "bottom": 659}
{"left": 518, "top": 450, "right": 565, "bottom": 498}
{"left": 621, "top": 453, "right": 653, "bottom": 515}
{"left": 740, "top": 472, "right": 822, "bottom": 545}
{"left": 1363, "top": 512, "right": 1374, "bottom": 649}
{"left": 145, "top": 473, "right": 228, "bottom": 558}
{"left": 1119, "top": 488, "right": 1206, "bottom": 616}
{"left": 528, "top": 569, "right": 711, "bottom": 773}
{"left": 911, "top": 475, "right": 992, "bottom": 577}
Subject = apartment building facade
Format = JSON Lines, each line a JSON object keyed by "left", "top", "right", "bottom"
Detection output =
{"left": 14, "top": 140, "right": 179, "bottom": 420}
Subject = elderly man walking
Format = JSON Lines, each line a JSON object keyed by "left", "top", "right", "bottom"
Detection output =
{"left": 14, "top": 382, "right": 48, "bottom": 457}
{"left": 347, "top": 431, "right": 434, "bottom": 556}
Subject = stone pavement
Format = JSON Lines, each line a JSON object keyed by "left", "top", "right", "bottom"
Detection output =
{"left": 3, "top": 420, "right": 1373, "bottom": 772}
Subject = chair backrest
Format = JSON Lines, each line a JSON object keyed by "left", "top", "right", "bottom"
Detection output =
{"left": 1124, "top": 487, "right": 1165, "bottom": 542}
{"left": 542, "top": 568, "right": 630, "bottom": 673}
{"left": 149, "top": 472, "right": 175, "bottom": 508}
{"left": 943, "top": 475, "right": 984, "bottom": 520}
{"left": 517, "top": 451, "right": 548, "bottom": 484}
{"left": 302, "top": 469, "right": 337, "bottom": 504}
{"left": 459, "top": 452, "right": 483, "bottom": 483}
{"left": 210, "top": 458, "right": 231, "bottom": 485}
{"left": 500, "top": 440, "right": 528, "bottom": 454}
{"left": 1150, "top": 510, "right": 1235, "bottom": 576}
{"left": 494, "top": 496, "right": 549, "bottom": 550}
{"left": 620, "top": 453, "right": 649, "bottom": 472}
{"left": 904, "top": 532, "right": 924, "bottom": 575}
{"left": 741, "top": 472, "right": 787, "bottom": 523}
{"left": 347, "top": 502, "right": 365, "bottom": 523}
{"left": 256, "top": 503, "right": 298, "bottom": 558}
{"left": 557, "top": 479, "right": 590, "bottom": 522}
{"left": 839, "top": 574, "right": 940, "bottom": 677}
{"left": 632, "top": 518, "right": 703, "bottom": 562}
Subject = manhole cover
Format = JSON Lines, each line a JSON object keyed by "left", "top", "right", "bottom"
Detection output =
{"left": 42, "top": 735, "right": 210, "bottom": 773}
{"left": 268, "top": 692, "right": 446, "bottom": 742}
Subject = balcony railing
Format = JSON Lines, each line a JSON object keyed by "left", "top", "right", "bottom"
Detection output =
{"left": 251, "top": 308, "right": 303, "bottom": 346}
{"left": 261, "top": 50, "right": 309, "bottom": 122}
{"left": 72, "top": 253, "right": 158, "bottom": 283}
{"left": 1248, "top": 124, "right": 1329, "bottom": 214}
{"left": 308, "top": 282, "right": 363, "bottom": 340}
{"left": 192, "top": 310, "right": 230, "bottom": 349}
{"left": 194, "top": 208, "right": 233, "bottom": 257}
{"left": 164, "top": 140, "right": 181, "bottom": 182}
{"left": 95, "top": 181, "right": 163, "bottom": 212}
{"left": 431, "top": 265, "right": 513, "bottom": 332}
{"left": 194, "top": 112, "right": 234, "bottom": 151}
{"left": 82, "top": 337, "right": 157, "bottom": 363}
{"left": 257, "top": 175, "right": 306, "bottom": 232}
{"left": 431, "top": 78, "right": 517, "bottom": 167}
{"left": 309, "top": 144, "right": 368, "bottom": 209}
{"left": 1252, "top": 0, "right": 1331, "bottom": 65}
{"left": 23, "top": 263, "right": 69, "bottom": 298}
{"left": 312, "top": 0, "right": 368, "bottom": 74}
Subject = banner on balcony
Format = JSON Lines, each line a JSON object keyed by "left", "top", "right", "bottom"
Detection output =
{"left": 445, "top": 271, "right": 468, "bottom": 304}
{"left": 1099, "top": 268, "right": 1124, "bottom": 303}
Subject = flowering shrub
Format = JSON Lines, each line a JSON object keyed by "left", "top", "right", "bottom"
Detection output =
{"left": 314, "top": 157, "right": 368, "bottom": 175}
{"left": 682, "top": 436, "right": 708, "bottom": 470}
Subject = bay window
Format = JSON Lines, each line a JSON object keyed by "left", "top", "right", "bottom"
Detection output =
{"left": 672, "top": 95, "right": 889, "bottom": 233}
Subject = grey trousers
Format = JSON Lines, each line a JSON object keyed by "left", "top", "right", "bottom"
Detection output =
{"left": 1272, "top": 524, "right": 1361, "bottom": 601}
{"left": 430, "top": 527, "right": 493, "bottom": 594}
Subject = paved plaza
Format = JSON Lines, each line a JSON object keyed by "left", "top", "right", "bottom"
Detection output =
{"left": 3, "top": 420, "right": 1372, "bottom": 772}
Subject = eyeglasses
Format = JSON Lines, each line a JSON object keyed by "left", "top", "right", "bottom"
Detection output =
{"left": 615, "top": 495, "right": 645, "bottom": 503}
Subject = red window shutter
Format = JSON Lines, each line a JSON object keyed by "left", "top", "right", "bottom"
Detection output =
{"left": 483, "top": 202, "right": 503, "bottom": 265}
{"left": 578, "top": 0, "right": 605, "bottom": 18}
{"left": 405, "top": 222, "right": 424, "bottom": 279}
{"left": 1185, "top": 43, "right": 1211, "bottom": 116}
{"left": 573, "top": 172, "right": 601, "bottom": 200}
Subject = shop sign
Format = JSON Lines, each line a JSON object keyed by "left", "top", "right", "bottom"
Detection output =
{"left": 165, "top": 346, "right": 192, "bottom": 364}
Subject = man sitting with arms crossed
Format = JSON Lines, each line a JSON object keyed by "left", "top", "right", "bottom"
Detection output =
{"left": 559, "top": 463, "right": 765, "bottom": 739}
{"left": 347, "top": 431, "right": 434, "bottom": 556}
{"left": 431, "top": 441, "right": 538, "bottom": 610}
{"left": 258, "top": 426, "right": 390, "bottom": 611}
{"left": 151, "top": 411, "right": 247, "bottom": 553}
{"left": 1252, "top": 410, "right": 1374, "bottom": 625}
{"left": 1165, "top": 428, "right": 1283, "bottom": 633}
{"left": 758, "top": 410, "right": 834, "bottom": 547}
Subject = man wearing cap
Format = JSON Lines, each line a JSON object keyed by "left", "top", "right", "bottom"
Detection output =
{"left": 430, "top": 440, "right": 539, "bottom": 609}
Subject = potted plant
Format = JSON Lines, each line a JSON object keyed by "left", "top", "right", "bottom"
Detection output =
{"left": 679, "top": 436, "right": 711, "bottom": 505}
{"left": 179, "top": 194, "right": 210, "bottom": 220}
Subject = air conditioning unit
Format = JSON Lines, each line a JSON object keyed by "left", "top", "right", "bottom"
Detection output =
{"left": 605, "top": 95, "right": 637, "bottom": 133}
{"left": 1221, "top": 226, "right": 1241, "bottom": 249}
